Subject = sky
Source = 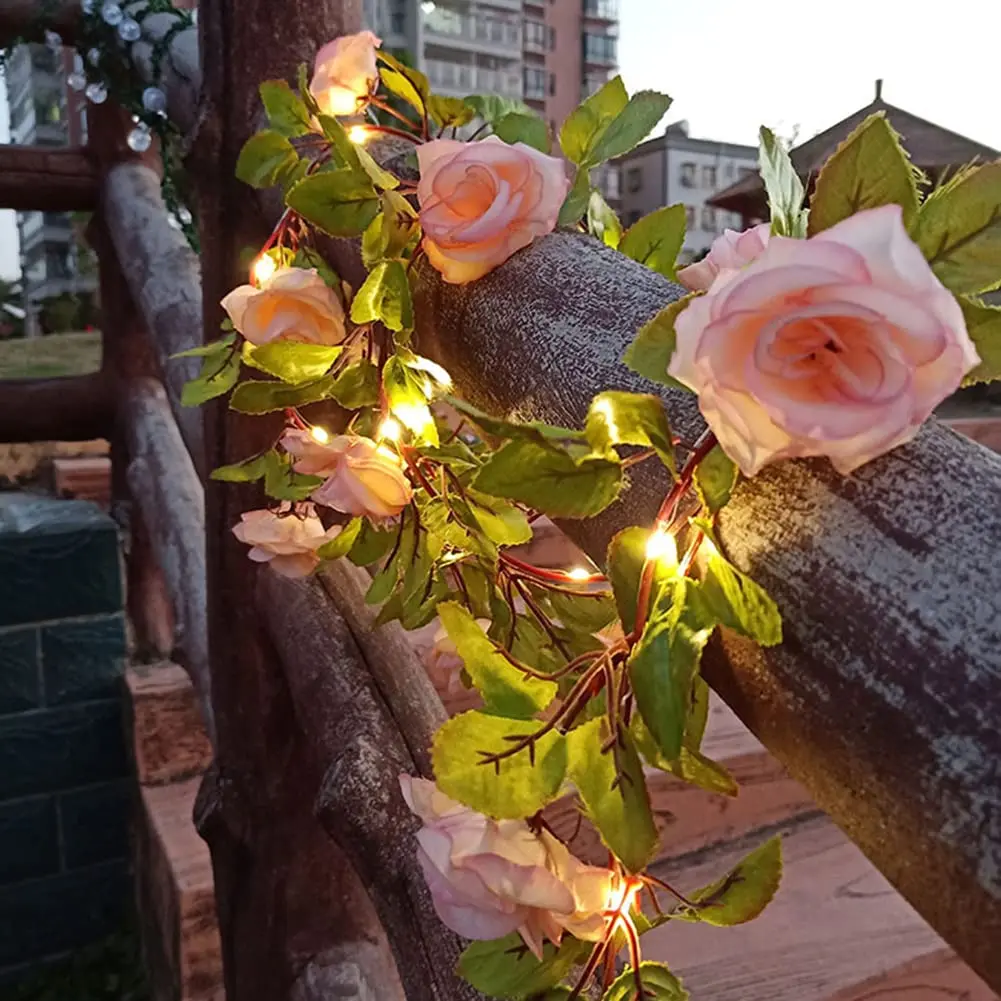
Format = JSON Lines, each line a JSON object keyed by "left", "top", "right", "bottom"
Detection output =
{"left": 2, "top": 0, "right": 1000, "bottom": 278}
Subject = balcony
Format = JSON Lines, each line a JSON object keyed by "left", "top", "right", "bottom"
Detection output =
{"left": 523, "top": 21, "right": 548, "bottom": 54}
{"left": 583, "top": 0, "right": 618, "bottom": 19}
{"left": 423, "top": 9, "right": 521, "bottom": 58}
{"left": 582, "top": 33, "right": 617, "bottom": 67}
{"left": 425, "top": 59, "right": 522, "bottom": 100}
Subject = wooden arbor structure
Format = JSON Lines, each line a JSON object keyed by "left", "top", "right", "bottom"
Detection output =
{"left": 0, "top": 2, "right": 999, "bottom": 999}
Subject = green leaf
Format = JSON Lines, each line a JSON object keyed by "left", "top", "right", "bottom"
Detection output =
{"left": 438, "top": 603, "right": 556, "bottom": 718}
{"left": 259, "top": 79, "right": 313, "bottom": 138}
{"left": 377, "top": 50, "right": 430, "bottom": 98}
{"left": 465, "top": 93, "right": 533, "bottom": 125}
{"left": 912, "top": 161, "right": 1001, "bottom": 295}
{"left": 383, "top": 353, "right": 437, "bottom": 444}
{"left": 363, "top": 191, "right": 419, "bottom": 268}
{"left": 694, "top": 445, "right": 738, "bottom": 514}
{"left": 292, "top": 246, "right": 340, "bottom": 287}
{"left": 558, "top": 168, "right": 592, "bottom": 228}
{"left": 619, "top": 204, "right": 686, "bottom": 279}
{"left": 675, "top": 837, "right": 782, "bottom": 926}
{"left": 560, "top": 75, "right": 628, "bottom": 166}
{"left": 350, "top": 260, "right": 413, "bottom": 332}
{"left": 244, "top": 343, "right": 342, "bottom": 384}
{"left": 701, "top": 542, "right": 782, "bottom": 646}
{"left": 473, "top": 439, "right": 621, "bottom": 519}
{"left": 236, "top": 130, "right": 299, "bottom": 189}
{"left": 585, "top": 391, "right": 676, "bottom": 477}
{"left": 432, "top": 710, "right": 567, "bottom": 819}
{"left": 458, "top": 934, "right": 588, "bottom": 1000}
{"left": 466, "top": 489, "right": 533, "bottom": 547}
{"left": 588, "top": 89, "right": 673, "bottom": 166}
{"left": 959, "top": 296, "right": 1001, "bottom": 384}
{"left": 758, "top": 126, "right": 807, "bottom": 238}
{"left": 181, "top": 350, "right": 240, "bottom": 406}
{"left": 380, "top": 68, "right": 425, "bottom": 116}
{"left": 606, "top": 526, "right": 648, "bottom": 630}
{"left": 285, "top": 169, "right": 380, "bottom": 237}
{"left": 427, "top": 94, "right": 475, "bottom": 128}
{"left": 567, "top": 720, "right": 657, "bottom": 873}
{"left": 587, "top": 190, "right": 622, "bottom": 248}
{"left": 445, "top": 396, "right": 585, "bottom": 445}
{"left": 263, "top": 452, "right": 323, "bottom": 501}
{"left": 348, "top": 519, "right": 397, "bottom": 566}
{"left": 328, "top": 359, "right": 380, "bottom": 409}
{"left": 172, "top": 334, "right": 235, "bottom": 359}
{"left": 602, "top": 962, "right": 688, "bottom": 1001}
{"left": 808, "top": 113, "right": 920, "bottom": 235}
{"left": 316, "top": 517, "right": 363, "bottom": 561}
{"left": 547, "top": 589, "right": 618, "bottom": 634}
{"left": 495, "top": 111, "right": 550, "bottom": 153}
{"left": 623, "top": 297, "right": 698, "bottom": 391}
{"left": 229, "top": 377, "right": 335, "bottom": 414}
{"left": 210, "top": 452, "right": 270, "bottom": 483}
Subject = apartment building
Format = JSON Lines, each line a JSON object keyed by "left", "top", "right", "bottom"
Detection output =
{"left": 5, "top": 43, "right": 94, "bottom": 335}
{"left": 617, "top": 121, "right": 758, "bottom": 263}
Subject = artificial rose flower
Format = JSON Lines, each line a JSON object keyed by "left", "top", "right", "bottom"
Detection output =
{"left": 678, "top": 222, "right": 771, "bottom": 291}
{"left": 221, "top": 267, "right": 345, "bottom": 346}
{"left": 280, "top": 428, "right": 342, "bottom": 478}
{"left": 307, "top": 435, "right": 413, "bottom": 519}
{"left": 310, "top": 31, "right": 381, "bottom": 117}
{"left": 417, "top": 136, "right": 570, "bottom": 284}
{"left": 422, "top": 619, "right": 491, "bottom": 696}
{"left": 669, "top": 204, "right": 980, "bottom": 477}
{"left": 231, "top": 507, "right": 340, "bottom": 578}
{"left": 400, "top": 775, "right": 613, "bottom": 958}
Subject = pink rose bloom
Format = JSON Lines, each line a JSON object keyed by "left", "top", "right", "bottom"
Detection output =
{"left": 422, "top": 619, "right": 491, "bottom": 696}
{"left": 306, "top": 434, "right": 413, "bottom": 519}
{"left": 310, "top": 30, "right": 381, "bottom": 117}
{"left": 417, "top": 136, "right": 570, "bottom": 284}
{"left": 669, "top": 205, "right": 980, "bottom": 477}
{"left": 221, "top": 267, "right": 345, "bottom": 346}
{"left": 400, "top": 776, "right": 613, "bottom": 958}
{"left": 231, "top": 507, "right": 340, "bottom": 577}
{"left": 678, "top": 222, "right": 771, "bottom": 291}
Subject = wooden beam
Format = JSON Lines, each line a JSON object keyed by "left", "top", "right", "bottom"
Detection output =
{"left": 0, "top": 371, "right": 112, "bottom": 443}
{"left": 412, "top": 231, "right": 1001, "bottom": 992}
{"left": 0, "top": 145, "right": 99, "bottom": 211}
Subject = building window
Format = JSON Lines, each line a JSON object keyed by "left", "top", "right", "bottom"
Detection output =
{"left": 680, "top": 163, "right": 696, "bottom": 188}
{"left": 702, "top": 165, "right": 717, "bottom": 189}
{"left": 584, "top": 0, "right": 619, "bottom": 16}
{"left": 685, "top": 206, "right": 696, "bottom": 229}
{"left": 725, "top": 161, "right": 736, "bottom": 180}
{"left": 627, "top": 167, "right": 642, "bottom": 193}
{"left": 524, "top": 67, "right": 546, "bottom": 101}
{"left": 701, "top": 206, "right": 717, "bottom": 232}
{"left": 583, "top": 33, "right": 617, "bottom": 64}
{"left": 525, "top": 19, "right": 547, "bottom": 49}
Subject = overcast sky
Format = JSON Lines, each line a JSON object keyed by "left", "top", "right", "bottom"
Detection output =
{"left": 1, "top": 1, "right": 999, "bottom": 279}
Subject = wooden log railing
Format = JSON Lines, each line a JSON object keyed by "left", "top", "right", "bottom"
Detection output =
{"left": 0, "top": 0, "right": 998, "bottom": 997}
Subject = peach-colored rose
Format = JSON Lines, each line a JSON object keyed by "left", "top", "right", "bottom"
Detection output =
{"left": 417, "top": 136, "right": 570, "bottom": 284}
{"left": 669, "top": 205, "right": 980, "bottom": 476}
{"left": 304, "top": 434, "right": 413, "bottom": 519}
{"left": 400, "top": 776, "right": 613, "bottom": 958}
{"left": 310, "top": 31, "right": 381, "bottom": 117}
{"left": 678, "top": 222, "right": 770, "bottom": 291}
{"left": 422, "top": 619, "right": 491, "bottom": 696}
{"left": 231, "top": 507, "right": 340, "bottom": 577}
{"left": 221, "top": 267, "right": 345, "bottom": 346}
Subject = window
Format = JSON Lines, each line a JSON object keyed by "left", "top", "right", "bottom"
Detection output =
{"left": 584, "top": 0, "right": 618, "bottom": 16}
{"left": 680, "top": 162, "right": 696, "bottom": 188}
{"left": 525, "top": 19, "right": 547, "bottom": 48}
{"left": 523, "top": 66, "right": 546, "bottom": 100}
{"left": 701, "top": 206, "right": 717, "bottom": 232}
{"left": 725, "top": 161, "right": 736, "bottom": 180}
{"left": 685, "top": 205, "right": 696, "bottom": 229}
{"left": 627, "top": 167, "right": 642, "bottom": 193}
{"left": 583, "top": 33, "right": 616, "bottom": 64}
{"left": 702, "top": 165, "right": 717, "bottom": 189}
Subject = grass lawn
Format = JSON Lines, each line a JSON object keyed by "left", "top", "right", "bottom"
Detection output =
{"left": 0, "top": 331, "right": 102, "bottom": 380}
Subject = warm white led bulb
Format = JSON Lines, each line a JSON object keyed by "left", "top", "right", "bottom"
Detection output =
{"left": 378, "top": 417, "right": 402, "bottom": 442}
{"left": 348, "top": 125, "right": 369, "bottom": 144}
{"left": 567, "top": 567, "right": 592, "bottom": 581}
{"left": 252, "top": 253, "right": 277, "bottom": 285}
{"left": 310, "top": 425, "right": 330, "bottom": 444}
{"left": 645, "top": 527, "right": 678, "bottom": 565}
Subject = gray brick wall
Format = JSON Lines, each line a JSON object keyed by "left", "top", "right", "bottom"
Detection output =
{"left": 0, "top": 494, "right": 130, "bottom": 979}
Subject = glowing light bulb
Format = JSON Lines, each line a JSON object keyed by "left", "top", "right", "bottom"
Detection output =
{"left": 348, "top": 125, "right": 369, "bottom": 144}
{"left": 593, "top": 397, "right": 619, "bottom": 442}
{"left": 310, "top": 425, "right": 330, "bottom": 444}
{"left": 567, "top": 567, "right": 592, "bottom": 581}
{"left": 378, "top": 417, "right": 402, "bottom": 442}
{"left": 393, "top": 403, "right": 434, "bottom": 436}
{"left": 252, "top": 253, "right": 277, "bottom": 285}
{"left": 645, "top": 527, "right": 678, "bottom": 566}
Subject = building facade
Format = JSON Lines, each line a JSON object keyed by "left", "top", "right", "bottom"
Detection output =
{"left": 5, "top": 43, "right": 95, "bottom": 335}
{"left": 617, "top": 121, "right": 757, "bottom": 262}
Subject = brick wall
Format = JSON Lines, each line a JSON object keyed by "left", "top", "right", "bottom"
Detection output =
{"left": 0, "top": 494, "right": 130, "bottom": 984}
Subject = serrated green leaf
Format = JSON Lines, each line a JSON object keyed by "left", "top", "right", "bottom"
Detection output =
{"left": 619, "top": 204, "right": 686, "bottom": 279}
{"left": 585, "top": 391, "right": 676, "bottom": 477}
{"left": 172, "top": 334, "right": 235, "bottom": 359}
{"left": 458, "top": 934, "right": 588, "bottom": 1000}
{"left": 588, "top": 89, "right": 672, "bottom": 166}
{"left": 913, "top": 161, "right": 1001, "bottom": 296}
{"left": 623, "top": 297, "right": 697, "bottom": 391}
{"left": 559, "top": 168, "right": 592, "bottom": 228}
{"left": 380, "top": 68, "right": 425, "bottom": 115}
{"left": 363, "top": 191, "right": 419, "bottom": 268}
{"left": 567, "top": 720, "right": 657, "bottom": 873}
{"left": 602, "top": 962, "right": 688, "bottom": 1001}
{"left": 587, "top": 190, "right": 622, "bottom": 248}
{"left": 701, "top": 544, "right": 782, "bottom": 646}
{"left": 694, "top": 445, "right": 737, "bottom": 514}
{"left": 229, "top": 377, "right": 335, "bottom": 414}
{"left": 606, "top": 526, "right": 648, "bottom": 630}
{"left": 560, "top": 75, "right": 628, "bottom": 166}
{"left": 465, "top": 93, "right": 533, "bottom": 125}
{"left": 351, "top": 260, "right": 413, "bottom": 332}
{"left": 675, "top": 837, "right": 782, "bottom": 926}
{"left": 759, "top": 126, "right": 807, "bottom": 238}
{"left": 432, "top": 710, "right": 567, "bottom": 818}
{"left": 959, "top": 295, "right": 1001, "bottom": 384}
{"left": 292, "top": 246, "right": 340, "bottom": 287}
{"left": 286, "top": 169, "right": 380, "bottom": 238}
{"left": 347, "top": 518, "right": 397, "bottom": 566}
{"left": 236, "top": 130, "right": 299, "bottom": 189}
{"left": 547, "top": 589, "right": 618, "bottom": 634}
{"left": 210, "top": 452, "right": 271, "bottom": 483}
{"left": 244, "top": 342, "right": 343, "bottom": 384}
{"left": 263, "top": 452, "right": 323, "bottom": 501}
{"left": 316, "top": 517, "right": 363, "bottom": 560}
{"left": 427, "top": 94, "right": 475, "bottom": 128}
{"left": 495, "top": 111, "right": 550, "bottom": 153}
{"left": 328, "top": 360, "right": 380, "bottom": 409}
{"left": 377, "top": 50, "right": 430, "bottom": 98}
{"left": 438, "top": 602, "right": 556, "bottom": 718}
{"left": 259, "top": 79, "right": 313, "bottom": 138}
{"left": 181, "top": 350, "right": 240, "bottom": 406}
{"left": 808, "top": 113, "right": 920, "bottom": 235}
{"left": 445, "top": 396, "right": 585, "bottom": 444}
{"left": 473, "top": 439, "right": 621, "bottom": 518}
{"left": 466, "top": 489, "right": 533, "bottom": 547}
